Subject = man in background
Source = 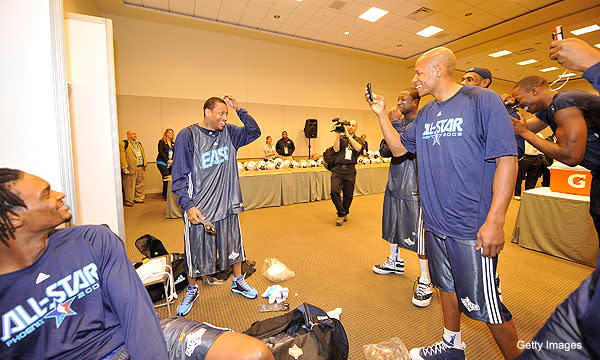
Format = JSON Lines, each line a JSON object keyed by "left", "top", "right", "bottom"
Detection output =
{"left": 514, "top": 133, "right": 547, "bottom": 200}
{"left": 119, "top": 129, "right": 146, "bottom": 207}
{"left": 330, "top": 120, "right": 363, "bottom": 226}
{"left": 275, "top": 131, "right": 295, "bottom": 160}
{"left": 360, "top": 133, "right": 369, "bottom": 156}
{"left": 372, "top": 89, "right": 433, "bottom": 308}
{"left": 462, "top": 67, "right": 525, "bottom": 158}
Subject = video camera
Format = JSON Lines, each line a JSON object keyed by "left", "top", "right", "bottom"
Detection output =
{"left": 331, "top": 118, "right": 351, "bottom": 133}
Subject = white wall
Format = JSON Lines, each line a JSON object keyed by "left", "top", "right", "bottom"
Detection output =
{"left": 0, "top": 0, "right": 73, "bottom": 203}
{"left": 65, "top": 14, "right": 124, "bottom": 239}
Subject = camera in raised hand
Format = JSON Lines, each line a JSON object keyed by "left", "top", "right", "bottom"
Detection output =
{"left": 331, "top": 118, "right": 351, "bottom": 133}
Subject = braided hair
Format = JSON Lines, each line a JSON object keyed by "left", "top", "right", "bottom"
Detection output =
{"left": 0, "top": 168, "right": 25, "bottom": 245}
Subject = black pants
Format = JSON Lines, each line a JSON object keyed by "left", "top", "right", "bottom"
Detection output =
{"left": 515, "top": 155, "right": 545, "bottom": 196}
{"left": 331, "top": 165, "right": 356, "bottom": 217}
{"left": 157, "top": 164, "right": 171, "bottom": 199}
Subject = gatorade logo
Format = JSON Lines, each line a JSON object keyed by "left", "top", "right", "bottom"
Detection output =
{"left": 567, "top": 174, "right": 586, "bottom": 189}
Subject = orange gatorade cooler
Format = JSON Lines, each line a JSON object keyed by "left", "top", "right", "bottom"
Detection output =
{"left": 549, "top": 162, "right": 592, "bottom": 196}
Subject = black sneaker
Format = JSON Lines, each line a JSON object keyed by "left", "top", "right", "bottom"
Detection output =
{"left": 373, "top": 257, "right": 404, "bottom": 274}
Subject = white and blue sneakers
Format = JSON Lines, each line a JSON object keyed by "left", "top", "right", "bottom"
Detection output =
{"left": 176, "top": 285, "right": 199, "bottom": 316}
{"left": 231, "top": 275, "right": 258, "bottom": 299}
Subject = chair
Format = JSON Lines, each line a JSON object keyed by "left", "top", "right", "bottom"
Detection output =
{"left": 136, "top": 255, "right": 176, "bottom": 316}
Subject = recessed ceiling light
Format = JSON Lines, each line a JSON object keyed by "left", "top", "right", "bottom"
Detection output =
{"left": 416, "top": 26, "right": 443, "bottom": 37}
{"left": 358, "top": 7, "right": 389, "bottom": 22}
{"left": 488, "top": 50, "right": 512, "bottom": 58}
{"left": 570, "top": 24, "right": 600, "bottom": 36}
{"left": 558, "top": 73, "right": 577, "bottom": 77}
{"left": 296, "top": 0, "right": 302, "bottom": 2}
{"left": 344, "top": 31, "right": 349, "bottom": 35}
{"left": 517, "top": 59, "right": 538, "bottom": 65}
{"left": 539, "top": 67, "right": 559, "bottom": 72}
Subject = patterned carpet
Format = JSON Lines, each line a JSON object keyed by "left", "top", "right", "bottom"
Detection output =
{"left": 123, "top": 192, "right": 594, "bottom": 359}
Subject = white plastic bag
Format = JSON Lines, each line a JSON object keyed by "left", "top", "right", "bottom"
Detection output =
{"left": 262, "top": 258, "right": 295, "bottom": 283}
{"left": 363, "top": 337, "right": 410, "bottom": 360}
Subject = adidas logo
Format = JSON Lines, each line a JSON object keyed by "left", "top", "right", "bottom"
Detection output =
{"left": 35, "top": 272, "right": 50, "bottom": 284}
{"left": 228, "top": 252, "right": 239, "bottom": 260}
{"left": 461, "top": 296, "right": 480, "bottom": 312}
{"left": 403, "top": 238, "right": 415, "bottom": 246}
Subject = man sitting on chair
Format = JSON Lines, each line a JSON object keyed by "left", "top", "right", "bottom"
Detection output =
{"left": 0, "top": 168, "right": 272, "bottom": 360}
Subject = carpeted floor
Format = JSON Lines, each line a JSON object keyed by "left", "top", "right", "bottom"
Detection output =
{"left": 124, "top": 193, "right": 594, "bottom": 359}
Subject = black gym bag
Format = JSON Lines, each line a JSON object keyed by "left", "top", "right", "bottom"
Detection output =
{"left": 244, "top": 303, "right": 349, "bottom": 360}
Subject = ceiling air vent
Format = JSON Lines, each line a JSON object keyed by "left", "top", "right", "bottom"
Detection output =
{"left": 329, "top": 0, "right": 347, "bottom": 10}
{"left": 407, "top": 7, "right": 435, "bottom": 20}
{"left": 517, "top": 48, "right": 536, "bottom": 55}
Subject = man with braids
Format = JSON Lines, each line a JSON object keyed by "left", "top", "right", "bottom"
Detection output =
{"left": 0, "top": 169, "right": 273, "bottom": 360}
{"left": 171, "top": 94, "right": 261, "bottom": 316}
{"left": 367, "top": 47, "right": 519, "bottom": 359}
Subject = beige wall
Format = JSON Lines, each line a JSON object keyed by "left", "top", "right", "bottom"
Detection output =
{"left": 106, "top": 14, "right": 414, "bottom": 163}
{"left": 63, "top": 0, "right": 101, "bottom": 16}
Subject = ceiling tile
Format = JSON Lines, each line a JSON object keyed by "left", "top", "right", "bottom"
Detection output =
{"left": 217, "top": 0, "right": 248, "bottom": 24}
{"left": 194, "top": 0, "right": 221, "bottom": 20}
{"left": 238, "top": 13, "right": 266, "bottom": 28}
{"left": 169, "top": 0, "right": 195, "bottom": 15}
{"left": 271, "top": 0, "right": 302, "bottom": 13}
{"left": 142, "top": 0, "right": 169, "bottom": 10}
{"left": 483, "top": 2, "right": 532, "bottom": 20}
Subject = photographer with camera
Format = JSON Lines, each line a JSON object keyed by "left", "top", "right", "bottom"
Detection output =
{"left": 330, "top": 119, "right": 363, "bottom": 226}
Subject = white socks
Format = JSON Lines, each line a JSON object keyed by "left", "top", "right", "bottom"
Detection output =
{"left": 443, "top": 327, "right": 462, "bottom": 348}
{"left": 389, "top": 243, "right": 399, "bottom": 261}
{"left": 419, "top": 258, "right": 429, "bottom": 283}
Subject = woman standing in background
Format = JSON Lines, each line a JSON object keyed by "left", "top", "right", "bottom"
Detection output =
{"left": 264, "top": 136, "right": 276, "bottom": 160}
{"left": 157, "top": 128, "right": 175, "bottom": 199}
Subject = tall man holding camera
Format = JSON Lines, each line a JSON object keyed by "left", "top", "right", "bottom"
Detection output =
{"left": 331, "top": 120, "right": 363, "bottom": 226}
